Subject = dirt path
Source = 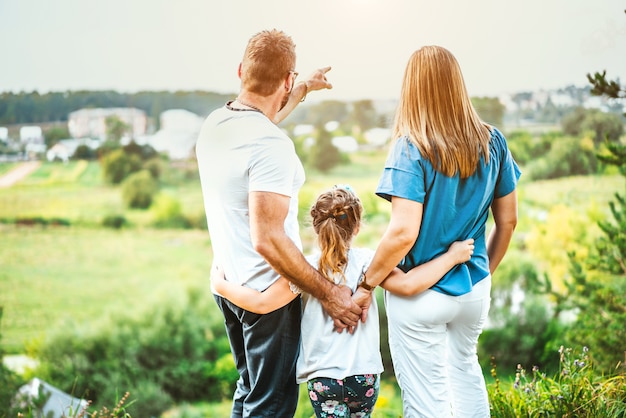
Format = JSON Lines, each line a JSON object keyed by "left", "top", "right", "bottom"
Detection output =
{"left": 0, "top": 160, "right": 41, "bottom": 188}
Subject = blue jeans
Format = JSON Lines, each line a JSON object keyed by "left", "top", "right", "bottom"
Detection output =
{"left": 214, "top": 294, "right": 302, "bottom": 418}
{"left": 307, "top": 374, "right": 380, "bottom": 417}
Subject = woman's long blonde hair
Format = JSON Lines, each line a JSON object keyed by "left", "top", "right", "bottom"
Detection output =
{"left": 310, "top": 187, "right": 363, "bottom": 284}
{"left": 392, "top": 45, "right": 491, "bottom": 178}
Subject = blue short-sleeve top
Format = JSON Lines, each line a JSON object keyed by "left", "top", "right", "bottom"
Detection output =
{"left": 376, "top": 127, "right": 521, "bottom": 296}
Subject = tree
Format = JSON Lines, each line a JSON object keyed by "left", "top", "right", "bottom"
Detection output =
{"left": 101, "top": 148, "right": 142, "bottom": 184}
{"left": 542, "top": 34, "right": 626, "bottom": 373}
{"left": 309, "top": 125, "right": 341, "bottom": 173}
{"left": 122, "top": 170, "right": 157, "bottom": 209}
{"left": 350, "top": 99, "right": 378, "bottom": 132}
{"left": 43, "top": 125, "right": 70, "bottom": 148}
{"left": 472, "top": 96, "right": 505, "bottom": 127}
{"left": 105, "top": 115, "right": 130, "bottom": 143}
{"left": 561, "top": 106, "right": 624, "bottom": 145}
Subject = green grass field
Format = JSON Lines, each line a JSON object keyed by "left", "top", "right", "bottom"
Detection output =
{"left": 1, "top": 157, "right": 624, "bottom": 417}
{"left": 1, "top": 158, "right": 624, "bottom": 354}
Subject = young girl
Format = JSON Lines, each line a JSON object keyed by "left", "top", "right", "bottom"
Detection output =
{"left": 212, "top": 185, "right": 473, "bottom": 417}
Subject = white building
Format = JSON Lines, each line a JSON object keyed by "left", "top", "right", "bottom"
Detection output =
{"left": 141, "top": 109, "right": 204, "bottom": 160}
{"left": 0, "top": 127, "right": 8, "bottom": 141}
{"left": 19, "top": 126, "right": 43, "bottom": 144}
{"left": 68, "top": 107, "right": 147, "bottom": 139}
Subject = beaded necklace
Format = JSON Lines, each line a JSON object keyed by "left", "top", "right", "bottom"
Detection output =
{"left": 226, "top": 99, "right": 264, "bottom": 116}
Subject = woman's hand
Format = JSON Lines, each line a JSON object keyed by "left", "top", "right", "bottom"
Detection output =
{"left": 447, "top": 239, "right": 474, "bottom": 264}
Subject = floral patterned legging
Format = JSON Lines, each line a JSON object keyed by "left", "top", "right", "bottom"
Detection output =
{"left": 307, "top": 374, "right": 380, "bottom": 418}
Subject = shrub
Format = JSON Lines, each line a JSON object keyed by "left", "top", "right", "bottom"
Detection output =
{"left": 31, "top": 287, "right": 234, "bottom": 416}
{"left": 150, "top": 194, "right": 190, "bottom": 229}
{"left": 525, "top": 136, "right": 598, "bottom": 180}
{"left": 121, "top": 170, "right": 157, "bottom": 209}
{"left": 488, "top": 345, "right": 626, "bottom": 417}
{"left": 101, "top": 215, "right": 128, "bottom": 229}
{"left": 102, "top": 149, "right": 142, "bottom": 184}
{"left": 0, "top": 308, "right": 26, "bottom": 417}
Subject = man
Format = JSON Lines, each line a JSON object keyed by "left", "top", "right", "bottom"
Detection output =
{"left": 195, "top": 29, "right": 362, "bottom": 418}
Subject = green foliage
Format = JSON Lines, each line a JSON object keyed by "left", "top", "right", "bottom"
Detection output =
{"left": 581, "top": 110, "right": 624, "bottom": 144}
{"left": 102, "top": 149, "right": 142, "bottom": 184}
{"left": 74, "top": 144, "right": 97, "bottom": 160}
{"left": 561, "top": 107, "right": 624, "bottom": 145}
{"left": 563, "top": 264, "right": 626, "bottom": 373}
{"left": 506, "top": 130, "right": 551, "bottom": 165}
{"left": 32, "top": 288, "right": 233, "bottom": 417}
{"left": 105, "top": 116, "right": 130, "bottom": 143}
{"left": 488, "top": 346, "right": 626, "bottom": 417}
{"left": 480, "top": 296, "right": 563, "bottom": 375}
{"left": 101, "top": 214, "right": 128, "bottom": 229}
{"left": 0, "top": 90, "right": 232, "bottom": 125}
{"left": 150, "top": 193, "right": 190, "bottom": 229}
{"left": 0, "top": 307, "right": 27, "bottom": 417}
{"left": 0, "top": 226, "right": 214, "bottom": 354}
{"left": 122, "top": 141, "right": 159, "bottom": 162}
{"left": 121, "top": 170, "right": 157, "bottom": 209}
{"left": 309, "top": 125, "right": 341, "bottom": 173}
{"left": 350, "top": 100, "right": 378, "bottom": 132}
{"left": 142, "top": 157, "right": 164, "bottom": 181}
{"left": 587, "top": 68, "right": 626, "bottom": 104}
{"left": 43, "top": 125, "right": 71, "bottom": 148}
{"left": 472, "top": 96, "right": 505, "bottom": 127}
{"left": 524, "top": 135, "right": 598, "bottom": 180}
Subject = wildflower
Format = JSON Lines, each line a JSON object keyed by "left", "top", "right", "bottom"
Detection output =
{"left": 532, "top": 365, "right": 539, "bottom": 373}
{"left": 583, "top": 346, "right": 589, "bottom": 353}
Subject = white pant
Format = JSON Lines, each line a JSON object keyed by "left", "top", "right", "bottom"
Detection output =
{"left": 385, "top": 277, "right": 491, "bottom": 418}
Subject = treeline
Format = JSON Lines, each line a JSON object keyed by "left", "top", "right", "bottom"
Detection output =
{"left": 0, "top": 90, "right": 234, "bottom": 125}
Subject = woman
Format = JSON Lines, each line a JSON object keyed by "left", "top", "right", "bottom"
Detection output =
{"left": 353, "top": 46, "right": 521, "bottom": 417}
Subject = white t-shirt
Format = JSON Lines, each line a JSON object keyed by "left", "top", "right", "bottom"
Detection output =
{"left": 295, "top": 247, "right": 384, "bottom": 383}
{"left": 195, "top": 105, "right": 305, "bottom": 292}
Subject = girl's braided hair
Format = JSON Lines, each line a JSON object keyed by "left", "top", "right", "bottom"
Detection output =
{"left": 310, "top": 186, "right": 363, "bottom": 284}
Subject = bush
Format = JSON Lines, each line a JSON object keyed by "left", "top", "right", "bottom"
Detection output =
{"left": 150, "top": 194, "right": 190, "bottom": 229}
{"left": 101, "top": 214, "right": 128, "bottom": 229}
{"left": 31, "top": 288, "right": 234, "bottom": 417}
{"left": 0, "top": 308, "right": 26, "bottom": 417}
{"left": 121, "top": 170, "right": 157, "bottom": 209}
{"left": 102, "top": 149, "right": 142, "bottom": 184}
{"left": 73, "top": 144, "right": 97, "bottom": 160}
{"left": 488, "top": 346, "right": 626, "bottom": 417}
{"left": 525, "top": 136, "right": 598, "bottom": 180}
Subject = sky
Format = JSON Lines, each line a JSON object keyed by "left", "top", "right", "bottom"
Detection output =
{"left": 1, "top": 0, "right": 625, "bottom": 101}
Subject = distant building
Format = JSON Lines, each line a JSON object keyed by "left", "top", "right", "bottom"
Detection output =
{"left": 0, "top": 126, "right": 8, "bottom": 141}
{"left": 364, "top": 128, "right": 391, "bottom": 147}
{"left": 142, "top": 109, "right": 204, "bottom": 160}
{"left": 19, "top": 126, "right": 43, "bottom": 144}
{"left": 332, "top": 136, "right": 359, "bottom": 153}
{"left": 46, "top": 138, "right": 100, "bottom": 162}
{"left": 68, "top": 107, "right": 147, "bottom": 140}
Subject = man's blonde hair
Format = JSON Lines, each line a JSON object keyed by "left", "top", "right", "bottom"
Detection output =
{"left": 241, "top": 29, "right": 296, "bottom": 97}
{"left": 392, "top": 45, "right": 491, "bottom": 178}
